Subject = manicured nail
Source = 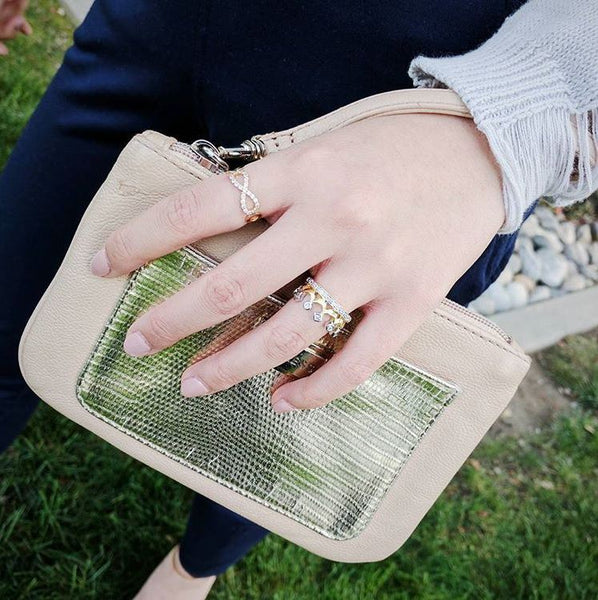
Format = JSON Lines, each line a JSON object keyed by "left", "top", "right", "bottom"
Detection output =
{"left": 91, "top": 247, "right": 111, "bottom": 276}
{"left": 181, "top": 376, "right": 210, "bottom": 398}
{"left": 123, "top": 331, "right": 151, "bottom": 356}
{"left": 272, "top": 398, "right": 296, "bottom": 413}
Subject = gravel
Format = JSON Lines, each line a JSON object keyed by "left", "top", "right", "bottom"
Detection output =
{"left": 470, "top": 207, "right": 598, "bottom": 316}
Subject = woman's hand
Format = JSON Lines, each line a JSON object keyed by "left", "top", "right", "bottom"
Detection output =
{"left": 0, "top": 0, "right": 32, "bottom": 55}
{"left": 90, "top": 113, "right": 504, "bottom": 412}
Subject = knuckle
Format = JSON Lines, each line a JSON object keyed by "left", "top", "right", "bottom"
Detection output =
{"left": 162, "top": 187, "right": 203, "bottom": 235}
{"left": 294, "top": 142, "right": 337, "bottom": 172}
{"left": 293, "top": 144, "right": 342, "bottom": 190}
{"left": 298, "top": 389, "right": 329, "bottom": 410}
{"left": 107, "top": 228, "right": 136, "bottom": 265}
{"left": 145, "top": 309, "right": 178, "bottom": 345}
{"left": 264, "top": 324, "right": 307, "bottom": 360}
{"left": 335, "top": 189, "right": 381, "bottom": 232}
{"left": 338, "top": 357, "right": 375, "bottom": 388}
{"left": 209, "top": 356, "right": 236, "bottom": 389}
{"left": 203, "top": 271, "right": 246, "bottom": 316}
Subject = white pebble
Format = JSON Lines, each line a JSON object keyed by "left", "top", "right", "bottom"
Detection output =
{"left": 529, "top": 285, "right": 551, "bottom": 303}
{"left": 513, "top": 273, "right": 536, "bottom": 292}
{"left": 507, "top": 253, "right": 522, "bottom": 275}
{"left": 562, "top": 274, "right": 587, "bottom": 292}
{"left": 519, "top": 245, "right": 542, "bottom": 281}
{"left": 558, "top": 222, "right": 577, "bottom": 245}
{"left": 469, "top": 296, "right": 496, "bottom": 316}
{"left": 485, "top": 282, "right": 512, "bottom": 313}
{"left": 577, "top": 223, "right": 593, "bottom": 245}
{"left": 505, "top": 281, "right": 529, "bottom": 308}
{"left": 564, "top": 242, "right": 590, "bottom": 266}
{"left": 533, "top": 231, "right": 564, "bottom": 253}
{"left": 537, "top": 248, "right": 569, "bottom": 288}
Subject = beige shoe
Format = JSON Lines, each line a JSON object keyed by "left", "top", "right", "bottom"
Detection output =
{"left": 133, "top": 545, "right": 216, "bottom": 600}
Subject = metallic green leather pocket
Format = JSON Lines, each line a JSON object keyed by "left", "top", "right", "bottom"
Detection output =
{"left": 77, "top": 246, "right": 458, "bottom": 540}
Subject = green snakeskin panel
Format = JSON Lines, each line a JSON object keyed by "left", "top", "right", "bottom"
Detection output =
{"left": 77, "top": 247, "right": 458, "bottom": 540}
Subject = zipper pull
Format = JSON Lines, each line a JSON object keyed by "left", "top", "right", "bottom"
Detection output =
{"left": 216, "top": 136, "right": 266, "bottom": 162}
{"left": 172, "top": 136, "right": 267, "bottom": 174}
{"left": 189, "top": 136, "right": 266, "bottom": 172}
{"left": 188, "top": 140, "right": 230, "bottom": 172}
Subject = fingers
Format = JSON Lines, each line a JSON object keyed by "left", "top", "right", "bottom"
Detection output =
{"left": 0, "top": 16, "right": 31, "bottom": 42}
{"left": 270, "top": 299, "right": 428, "bottom": 412}
{"left": 122, "top": 212, "right": 335, "bottom": 356}
{"left": 178, "top": 270, "right": 371, "bottom": 398}
{"left": 18, "top": 18, "right": 32, "bottom": 36}
{"left": 0, "top": 42, "right": 7, "bottom": 55}
{"left": 92, "top": 158, "right": 289, "bottom": 278}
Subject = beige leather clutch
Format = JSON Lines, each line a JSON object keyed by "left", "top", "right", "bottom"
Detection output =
{"left": 18, "top": 88, "right": 530, "bottom": 562}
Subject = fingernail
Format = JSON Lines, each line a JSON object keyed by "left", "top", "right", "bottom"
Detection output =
{"left": 272, "top": 398, "right": 296, "bottom": 413}
{"left": 181, "top": 376, "right": 210, "bottom": 398}
{"left": 123, "top": 331, "right": 151, "bottom": 356}
{"left": 91, "top": 247, "right": 111, "bottom": 276}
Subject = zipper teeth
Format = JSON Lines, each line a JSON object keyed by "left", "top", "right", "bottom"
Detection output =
{"left": 170, "top": 141, "right": 228, "bottom": 175}
{"left": 170, "top": 141, "right": 203, "bottom": 163}
{"left": 443, "top": 298, "right": 512, "bottom": 343}
{"left": 171, "top": 143, "right": 512, "bottom": 345}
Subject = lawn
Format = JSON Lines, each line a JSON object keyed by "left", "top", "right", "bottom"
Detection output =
{"left": 1, "top": 3, "right": 598, "bottom": 599}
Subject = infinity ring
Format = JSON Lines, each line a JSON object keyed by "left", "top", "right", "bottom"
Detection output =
{"left": 293, "top": 277, "right": 352, "bottom": 337}
{"left": 227, "top": 168, "right": 263, "bottom": 223}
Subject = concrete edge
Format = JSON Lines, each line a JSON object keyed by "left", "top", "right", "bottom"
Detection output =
{"left": 60, "top": 0, "right": 92, "bottom": 25}
{"left": 490, "top": 285, "right": 598, "bottom": 354}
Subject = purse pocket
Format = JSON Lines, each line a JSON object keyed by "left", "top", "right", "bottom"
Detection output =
{"left": 76, "top": 245, "right": 459, "bottom": 540}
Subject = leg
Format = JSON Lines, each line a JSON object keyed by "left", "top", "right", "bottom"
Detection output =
{"left": 179, "top": 496, "right": 269, "bottom": 577}
{"left": 134, "top": 498, "right": 269, "bottom": 599}
{"left": 0, "top": 0, "right": 202, "bottom": 451}
{"left": 1, "top": 0, "right": 269, "bottom": 586}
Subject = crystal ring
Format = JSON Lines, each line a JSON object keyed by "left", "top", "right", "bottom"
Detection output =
{"left": 293, "top": 277, "right": 352, "bottom": 337}
{"left": 227, "top": 168, "right": 263, "bottom": 223}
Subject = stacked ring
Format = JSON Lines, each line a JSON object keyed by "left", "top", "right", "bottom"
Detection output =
{"left": 293, "top": 277, "right": 352, "bottom": 337}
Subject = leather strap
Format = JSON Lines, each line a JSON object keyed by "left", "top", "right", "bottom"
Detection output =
{"left": 258, "top": 88, "right": 470, "bottom": 154}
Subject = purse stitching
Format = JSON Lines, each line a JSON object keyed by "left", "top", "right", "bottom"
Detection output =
{"left": 265, "top": 100, "right": 470, "bottom": 146}
{"left": 432, "top": 310, "right": 530, "bottom": 365}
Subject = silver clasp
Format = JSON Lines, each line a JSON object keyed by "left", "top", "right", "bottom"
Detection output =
{"left": 187, "top": 136, "right": 266, "bottom": 173}
{"left": 217, "top": 136, "right": 266, "bottom": 162}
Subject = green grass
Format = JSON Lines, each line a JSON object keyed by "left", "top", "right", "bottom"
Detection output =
{"left": 1, "top": 3, "right": 598, "bottom": 599}
{"left": 1, "top": 401, "right": 597, "bottom": 599}
{"left": 539, "top": 330, "right": 598, "bottom": 411}
{"left": 0, "top": 0, "right": 73, "bottom": 167}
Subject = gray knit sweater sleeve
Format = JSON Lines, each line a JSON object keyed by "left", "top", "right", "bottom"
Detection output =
{"left": 408, "top": 0, "right": 598, "bottom": 234}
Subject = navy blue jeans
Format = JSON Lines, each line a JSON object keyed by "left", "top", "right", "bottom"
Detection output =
{"left": 0, "top": 0, "right": 527, "bottom": 577}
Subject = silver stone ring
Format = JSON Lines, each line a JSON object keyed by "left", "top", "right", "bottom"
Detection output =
{"left": 293, "top": 277, "right": 352, "bottom": 337}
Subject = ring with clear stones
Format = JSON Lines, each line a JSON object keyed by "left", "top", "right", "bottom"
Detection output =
{"left": 227, "top": 168, "right": 263, "bottom": 223}
{"left": 292, "top": 277, "right": 351, "bottom": 337}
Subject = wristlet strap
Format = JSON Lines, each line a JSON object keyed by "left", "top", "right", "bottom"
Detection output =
{"left": 256, "top": 88, "right": 470, "bottom": 155}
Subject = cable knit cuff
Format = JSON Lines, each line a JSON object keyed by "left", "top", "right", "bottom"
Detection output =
{"left": 408, "top": 0, "right": 598, "bottom": 234}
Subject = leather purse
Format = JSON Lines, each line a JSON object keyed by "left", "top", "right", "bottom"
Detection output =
{"left": 18, "top": 88, "right": 530, "bottom": 562}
